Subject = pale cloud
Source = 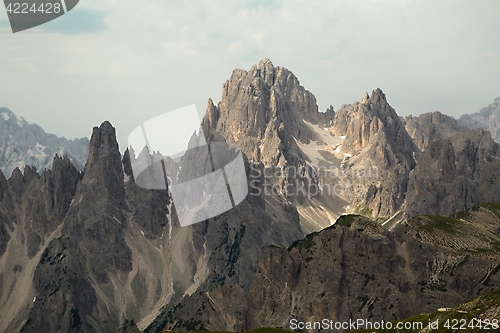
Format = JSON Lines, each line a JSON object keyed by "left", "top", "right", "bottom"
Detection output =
{"left": 163, "top": 40, "right": 198, "bottom": 59}
{"left": 40, "top": 8, "right": 108, "bottom": 34}
{"left": 58, "top": 39, "right": 150, "bottom": 78}
{"left": 4, "top": 56, "right": 37, "bottom": 73}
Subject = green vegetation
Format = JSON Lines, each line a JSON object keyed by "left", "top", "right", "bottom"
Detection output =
{"left": 417, "top": 215, "right": 461, "bottom": 234}
{"left": 352, "top": 289, "right": 500, "bottom": 333}
{"left": 475, "top": 202, "right": 500, "bottom": 214}
{"left": 70, "top": 308, "right": 81, "bottom": 330}
{"left": 355, "top": 206, "right": 373, "bottom": 217}
{"left": 227, "top": 224, "right": 246, "bottom": 277}
{"left": 455, "top": 202, "right": 500, "bottom": 219}
{"left": 161, "top": 331, "right": 234, "bottom": 333}
{"left": 417, "top": 212, "right": 500, "bottom": 252}
{"left": 160, "top": 328, "right": 294, "bottom": 333}
{"left": 288, "top": 231, "right": 317, "bottom": 251}
{"left": 336, "top": 214, "right": 362, "bottom": 228}
{"left": 453, "top": 210, "right": 471, "bottom": 220}
{"left": 288, "top": 214, "right": 364, "bottom": 251}
{"left": 247, "top": 328, "right": 294, "bottom": 333}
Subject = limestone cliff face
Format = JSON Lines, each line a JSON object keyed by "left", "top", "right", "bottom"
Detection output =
{"left": 332, "top": 90, "right": 414, "bottom": 155}
{"left": 162, "top": 207, "right": 500, "bottom": 332}
{"left": 206, "top": 58, "right": 334, "bottom": 167}
{"left": 202, "top": 59, "right": 340, "bottom": 232}
{"left": 0, "top": 156, "right": 82, "bottom": 333}
{"left": 331, "top": 89, "right": 418, "bottom": 220}
{"left": 205, "top": 59, "right": 500, "bottom": 226}
{"left": 2, "top": 119, "right": 305, "bottom": 333}
{"left": 2, "top": 122, "right": 171, "bottom": 333}
{"left": 460, "top": 97, "right": 500, "bottom": 143}
{"left": 2, "top": 60, "right": 500, "bottom": 333}
{"left": 405, "top": 111, "right": 465, "bottom": 151}
{"left": 0, "top": 170, "right": 13, "bottom": 257}
{"left": 405, "top": 112, "right": 500, "bottom": 217}
{"left": 245, "top": 210, "right": 500, "bottom": 331}
{"left": 20, "top": 122, "right": 133, "bottom": 333}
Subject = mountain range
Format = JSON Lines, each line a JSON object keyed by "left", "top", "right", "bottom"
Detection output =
{"left": 460, "top": 97, "right": 500, "bottom": 144}
{"left": 0, "top": 59, "right": 499, "bottom": 333}
{"left": 0, "top": 108, "right": 89, "bottom": 177}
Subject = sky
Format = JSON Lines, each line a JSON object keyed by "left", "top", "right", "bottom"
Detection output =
{"left": 1, "top": 0, "right": 499, "bottom": 150}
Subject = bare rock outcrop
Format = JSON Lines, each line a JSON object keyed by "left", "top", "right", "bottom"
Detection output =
{"left": 0, "top": 107, "right": 89, "bottom": 177}
{"left": 331, "top": 89, "right": 418, "bottom": 219}
{"left": 206, "top": 58, "right": 334, "bottom": 167}
{"left": 405, "top": 112, "right": 500, "bottom": 217}
{"left": 161, "top": 207, "right": 500, "bottom": 332}
{"left": 460, "top": 97, "right": 500, "bottom": 143}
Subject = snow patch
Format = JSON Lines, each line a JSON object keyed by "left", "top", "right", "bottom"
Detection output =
{"left": 382, "top": 211, "right": 401, "bottom": 226}
{"left": 296, "top": 121, "right": 346, "bottom": 167}
{"left": 35, "top": 142, "right": 45, "bottom": 151}
{"left": 17, "top": 117, "right": 25, "bottom": 127}
{"left": 2, "top": 112, "right": 9, "bottom": 121}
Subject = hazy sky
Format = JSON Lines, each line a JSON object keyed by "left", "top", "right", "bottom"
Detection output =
{"left": 1, "top": 0, "right": 499, "bottom": 149}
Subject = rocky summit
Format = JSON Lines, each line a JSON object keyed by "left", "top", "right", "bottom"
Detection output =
{"left": 0, "top": 107, "right": 89, "bottom": 177}
{"left": 460, "top": 97, "right": 500, "bottom": 143}
{"left": 204, "top": 60, "right": 500, "bottom": 229}
{"left": 0, "top": 59, "right": 500, "bottom": 333}
{"left": 207, "top": 58, "right": 334, "bottom": 167}
{"left": 0, "top": 119, "right": 304, "bottom": 332}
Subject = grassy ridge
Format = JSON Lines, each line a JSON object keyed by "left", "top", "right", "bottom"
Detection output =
{"left": 161, "top": 203, "right": 500, "bottom": 333}
{"left": 352, "top": 289, "right": 500, "bottom": 332}
{"left": 161, "top": 329, "right": 294, "bottom": 333}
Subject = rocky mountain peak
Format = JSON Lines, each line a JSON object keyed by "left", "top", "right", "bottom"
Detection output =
{"left": 405, "top": 111, "right": 468, "bottom": 151}
{"left": 17, "top": 121, "right": 132, "bottom": 333}
{"left": 79, "top": 121, "right": 126, "bottom": 216}
{"left": 360, "top": 92, "right": 370, "bottom": 104}
{"left": 332, "top": 88, "right": 414, "bottom": 155}
{"left": 206, "top": 58, "right": 334, "bottom": 166}
{"left": 404, "top": 110, "right": 500, "bottom": 218}
{"left": 58, "top": 120, "right": 127, "bottom": 242}
{"left": 249, "top": 58, "right": 276, "bottom": 86}
{"left": 206, "top": 98, "right": 219, "bottom": 128}
{"left": 369, "top": 87, "right": 388, "bottom": 105}
{"left": 257, "top": 57, "right": 273, "bottom": 69}
{"left": 329, "top": 88, "right": 419, "bottom": 220}
{"left": 86, "top": 121, "right": 122, "bottom": 172}
{"left": 459, "top": 96, "right": 500, "bottom": 143}
{"left": 0, "top": 107, "right": 26, "bottom": 128}
{"left": 491, "top": 96, "right": 500, "bottom": 108}
{"left": 0, "top": 107, "right": 89, "bottom": 176}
